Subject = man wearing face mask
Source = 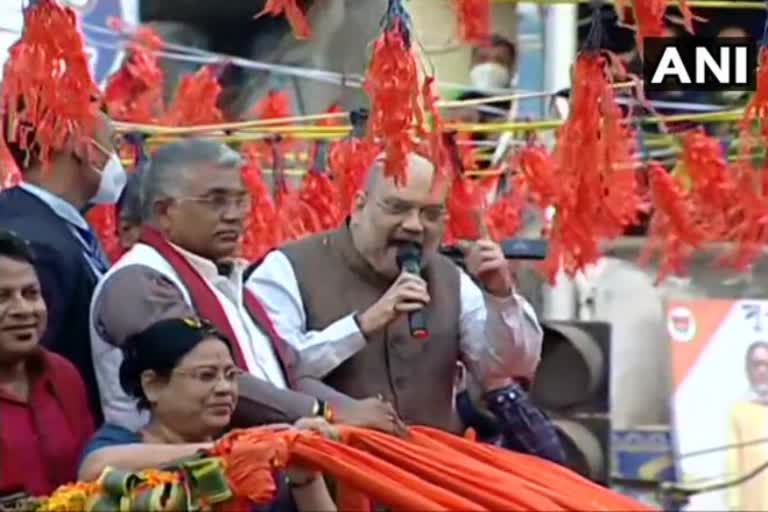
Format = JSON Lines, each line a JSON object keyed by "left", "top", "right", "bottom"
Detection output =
{"left": 456, "top": 35, "right": 517, "bottom": 127}
{"left": 0, "top": 0, "right": 128, "bottom": 422}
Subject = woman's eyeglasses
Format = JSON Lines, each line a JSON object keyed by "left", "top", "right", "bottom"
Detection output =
{"left": 173, "top": 366, "right": 243, "bottom": 385}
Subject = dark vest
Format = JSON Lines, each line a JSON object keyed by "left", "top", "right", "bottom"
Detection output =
{"left": 280, "top": 226, "right": 463, "bottom": 432}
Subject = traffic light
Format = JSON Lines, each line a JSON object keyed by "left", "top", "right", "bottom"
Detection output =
{"left": 530, "top": 321, "right": 612, "bottom": 484}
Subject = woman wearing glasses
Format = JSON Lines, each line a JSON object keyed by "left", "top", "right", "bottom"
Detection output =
{"left": 79, "top": 317, "right": 336, "bottom": 512}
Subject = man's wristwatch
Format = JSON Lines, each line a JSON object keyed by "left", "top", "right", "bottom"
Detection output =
{"left": 285, "top": 473, "right": 318, "bottom": 489}
{"left": 313, "top": 399, "right": 335, "bottom": 423}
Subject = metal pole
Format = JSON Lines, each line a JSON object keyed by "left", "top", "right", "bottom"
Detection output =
{"left": 543, "top": 4, "right": 578, "bottom": 93}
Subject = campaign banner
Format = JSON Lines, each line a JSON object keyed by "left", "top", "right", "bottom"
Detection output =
{"left": 669, "top": 299, "right": 768, "bottom": 511}
{"left": 0, "top": 0, "right": 138, "bottom": 84}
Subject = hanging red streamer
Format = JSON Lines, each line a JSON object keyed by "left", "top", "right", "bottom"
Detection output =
{"left": 454, "top": 0, "right": 491, "bottom": 44}
{"left": 103, "top": 21, "right": 165, "bottom": 123}
{"left": 542, "top": 52, "right": 642, "bottom": 282}
{"left": 255, "top": 0, "right": 312, "bottom": 39}
{"left": 328, "top": 137, "right": 381, "bottom": 217}
{"left": 161, "top": 66, "right": 224, "bottom": 126}
{"left": 299, "top": 144, "right": 344, "bottom": 231}
{"left": 1, "top": 0, "right": 100, "bottom": 168}
{"left": 364, "top": 20, "right": 421, "bottom": 185}
{"left": 639, "top": 163, "right": 705, "bottom": 283}
{"left": 240, "top": 147, "right": 281, "bottom": 261}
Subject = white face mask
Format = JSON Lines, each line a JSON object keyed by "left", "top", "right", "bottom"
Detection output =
{"left": 90, "top": 152, "right": 128, "bottom": 205}
{"left": 470, "top": 62, "right": 513, "bottom": 91}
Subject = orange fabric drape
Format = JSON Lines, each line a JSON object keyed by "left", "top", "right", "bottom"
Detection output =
{"left": 215, "top": 426, "right": 654, "bottom": 512}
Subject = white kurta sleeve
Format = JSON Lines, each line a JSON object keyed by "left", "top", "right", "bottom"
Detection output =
{"left": 245, "top": 251, "right": 367, "bottom": 379}
{"left": 458, "top": 269, "right": 544, "bottom": 389}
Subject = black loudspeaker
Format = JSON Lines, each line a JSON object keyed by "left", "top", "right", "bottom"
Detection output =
{"left": 531, "top": 321, "right": 612, "bottom": 485}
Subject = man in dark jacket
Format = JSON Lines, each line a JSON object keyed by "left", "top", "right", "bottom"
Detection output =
{"left": 0, "top": 1, "right": 127, "bottom": 421}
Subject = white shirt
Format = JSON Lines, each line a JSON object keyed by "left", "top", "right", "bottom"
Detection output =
{"left": 173, "top": 245, "right": 287, "bottom": 388}
{"left": 19, "top": 182, "right": 107, "bottom": 276}
{"left": 246, "top": 250, "right": 543, "bottom": 389}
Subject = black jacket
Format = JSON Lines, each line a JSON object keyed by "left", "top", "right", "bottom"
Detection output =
{"left": 0, "top": 186, "right": 103, "bottom": 422}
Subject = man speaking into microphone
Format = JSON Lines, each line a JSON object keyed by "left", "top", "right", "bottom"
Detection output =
{"left": 247, "top": 153, "right": 543, "bottom": 434}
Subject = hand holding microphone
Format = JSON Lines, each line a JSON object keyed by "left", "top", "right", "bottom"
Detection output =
{"left": 356, "top": 244, "right": 430, "bottom": 338}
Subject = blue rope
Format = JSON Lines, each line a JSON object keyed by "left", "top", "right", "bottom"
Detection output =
{"left": 761, "top": 0, "right": 768, "bottom": 48}
{"left": 582, "top": 0, "right": 604, "bottom": 53}
{"left": 381, "top": 0, "right": 413, "bottom": 47}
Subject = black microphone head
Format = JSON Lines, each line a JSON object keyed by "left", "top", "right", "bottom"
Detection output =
{"left": 396, "top": 242, "right": 422, "bottom": 269}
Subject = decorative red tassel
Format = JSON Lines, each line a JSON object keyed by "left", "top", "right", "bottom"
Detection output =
{"left": 442, "top": 133, "right": 487, "bottom": 243}
{"left": 629, "top": 0, "right": 667, "bottom": 54}
{"left": 639, "top": 163, "right": 705, "bottom": 283}
{"left": 251, "top": 89, "right": 292, "bottom": 121}
{"left": 255, "top": 0, "right": 312, "bottom": 39}
{"left": 364, "top": 20, "right": 421, "bottom": 185}
{"left": 514, "top": 142, "right": 558, "bottom": 211}
{"left": 103, "top": 21, "right": 165, "bottom": 123}
{"left": 299, "top": 145, "right": 344, "bottom": 232}
{"left": 86, "top": 205, "right": 121, "bottom": 263}
{"left": 317, "top": 103, "right": 345, "bottom": 127}
{"left": 161, "top": 66, "right": 224, "bottom": 126}
{"left": 542, "top": 52, "right": 642, "bottom": 282}
{"left": 743, "top": 48, "right": 768, "bottom": 141}
{"left": 679, "top": 129, "right": 733, "bottom": 238}
{"left": 328, "top": 138, "right": 381, "bottom": 217}
{"left": 485, "top": 178, "right": 526, "bottom": 242}
{"left": 270, "top": 142, "right": 311, "bottom": 243}
{"left": 240, "top": 147, "right": 281, "bottom": 261}
{"left": 454, "top": 0, "right": 491, "bottom": 45}
{"left": 1, "top": 0, "right": 100, "bottom": 168}
{"left": 419, "top": 77, "right": 450, "bottom": 187}
{"left": 720, "top": 52, "right": 768, "bottom": 269}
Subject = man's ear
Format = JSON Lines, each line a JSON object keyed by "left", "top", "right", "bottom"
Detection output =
{"left": 152, "top": 198, "right": 175, "bottom": 230}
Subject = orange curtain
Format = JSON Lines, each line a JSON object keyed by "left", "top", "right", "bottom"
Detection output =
{"left": 215, "top": 426, "right": 654, "bottom": 512}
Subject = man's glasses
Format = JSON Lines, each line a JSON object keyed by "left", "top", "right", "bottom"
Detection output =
{"left": 177, "top": 192, "right": 252, "bottom": 214}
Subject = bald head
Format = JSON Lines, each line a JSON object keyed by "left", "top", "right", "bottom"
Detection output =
{"left": 364, "top": 152, "right": 441, "bottom": 196}
{"left": 351, "top": 152, "right": 448, "bottom": 278}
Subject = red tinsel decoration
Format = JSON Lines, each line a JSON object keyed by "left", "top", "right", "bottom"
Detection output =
{"left": 720, "top": 48, "right": 768, "bottom": 269}
{"left": 364, "top": 20, "right": 421, "bottom": 185}
{"left": 679, "top": 129, "right": 733, "bottom": 238}
{"left": 485, "top": 178, "right": 526, "bottom": 242}
{"left": 454, "top": 0, "right": 491, "bottom": 45}
{"left": 317, "top": 103, "right": 344, "bottom": 127}
{"left": 1, "top": 0, "right": 100, "bottom": 168}
{"left": 271, "top": 142, "right": 311, "bottom": 242}
{"left": 442, "top": 133, "right": 487, "bottom": 243}
{"left": 103, "top": 21, "right": 165, "bottom": 123}
{"left": 743, "top": 48, "right": 768, "bottom": 141}
{"left": 256, "top": 0, "right": 312, "bottom": 40}
{"left": 86, "top": 205, "right": 121, "bottom": 263}
{"left": 639, "top": 163, "right": 705, "bottom": 283}
{"left": 299, "top": 145, "right": 344, "bottom": 231}
{"left": 542, "top": 52, "right": 642, "bottom": 282}
{"left": 514, "top": 142, "right": 558, "bottom": 211}
{"left": 328, "top": 137, "right": 381, "bottom": 217}
{"left": 161, "top": 66, "right": 224, "bottom": 126}
{"left": 251, "top": 89, "right": 292, "bottom": 121}
{"left": 240, "top": 147, "right": 281, "bottom": 261}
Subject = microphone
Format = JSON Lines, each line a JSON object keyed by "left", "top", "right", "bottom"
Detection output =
{"left": 396, "top": 243, "right": 429, "bottom": 340}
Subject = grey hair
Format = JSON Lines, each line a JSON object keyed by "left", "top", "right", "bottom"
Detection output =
{"left": 139, "top": 138, "right": 243, "bottom": 222}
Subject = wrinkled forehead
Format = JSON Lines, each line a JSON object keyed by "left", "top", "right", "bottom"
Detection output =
{"left": 182, "top": 162, "right": 245, "bottom": 196}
